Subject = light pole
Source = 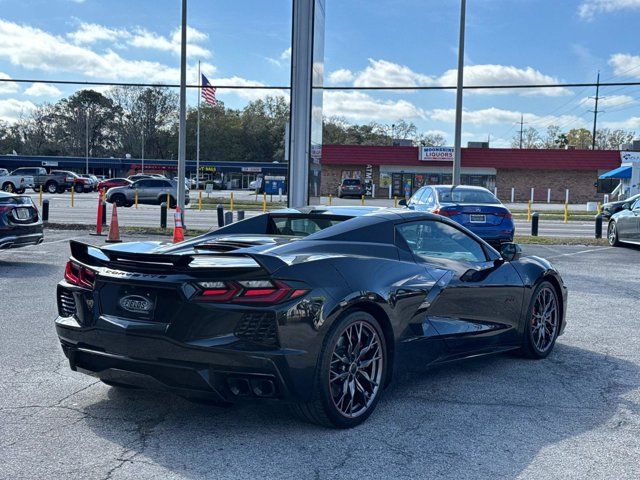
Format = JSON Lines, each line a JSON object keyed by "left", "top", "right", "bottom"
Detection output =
{"left": 176, "top": 0, "right": 187, "bottom": 215}
{"left": 452, "top": 0, "right": 466, "bottom": 186}
{"left": 85, "top": 110, "right": 89, "bottom": 174}
{"left": 141, "top": 129, "right": 145, "bottom": 174}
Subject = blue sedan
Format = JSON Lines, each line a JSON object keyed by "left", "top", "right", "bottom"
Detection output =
{"left": 400, "top": 185, "right": 515, "bottom": 247}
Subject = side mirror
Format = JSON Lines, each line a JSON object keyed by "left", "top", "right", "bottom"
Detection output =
{"left": 398, "top": 198, "right": 407, "bottom": 207}
{"left": 500, "top": 242, "right": 522, "bottom": 262}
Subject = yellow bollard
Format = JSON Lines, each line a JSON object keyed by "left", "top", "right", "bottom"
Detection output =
{"left": 134, "top": 190, "right": 138, "bottom": 209}
{"left": 328, "top": 194, "right": 332, "bottom": 206}
{"left": 230, "top": 192, "right": 234, "bottom": 212}
{"left": 71, "top": 186, "right": 75, "bottom": 207}
{"left": 262, "top": 193, "right": 267, "bottom": 213}
{"left": 39, "top": 185, "right": 43, "bottom": 207}
{"left": 198, "top": 191, "right": 202, "bottom": 211}
{"left": 361, "top": 195, "right": 365, "bottom": 206}
{"left": 597, "top": 201, "right": 602, "bottom": 215}
{"left": 527, "top": 200, "right": 532, "bottom": 222}
{"left": 393, "top": 196, "right": 398, "bottom": 208}
{"left": 564, "top": 203, "right": 569, "bottom": 223}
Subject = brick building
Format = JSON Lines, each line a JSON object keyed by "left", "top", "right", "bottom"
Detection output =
{"left": 321, "top": 145, "right": 621, "bottom": 203}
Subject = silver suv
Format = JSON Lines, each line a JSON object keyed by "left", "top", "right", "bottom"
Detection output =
{"left": 105, "top": 178, "right": 190, "bottom": 208}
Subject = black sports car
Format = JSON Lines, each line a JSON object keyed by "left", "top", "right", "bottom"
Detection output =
{"left": 55, "top": 206, "right": 567, "bottom": 428}
{"left": 601, "top": 193, "right": 640, "bottom": 219}
{"left": 0, "top": 192, "right": 44, "bottom": 249}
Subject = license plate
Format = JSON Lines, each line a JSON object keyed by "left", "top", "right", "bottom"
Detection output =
{"left": 469, "top": 214, "right": 486, "bottom": 223}
{"left": 14, "top": 208, "right": 31, "bottom": 220}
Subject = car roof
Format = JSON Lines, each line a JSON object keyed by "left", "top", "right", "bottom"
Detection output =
{"left": 430, "top": 184, "right": 491, "bottom": 191}
{"left": 0, "top": 191, "right": 16, "bottom": 199}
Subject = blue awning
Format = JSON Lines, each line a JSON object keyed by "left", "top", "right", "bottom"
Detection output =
{"left": 599, "top": 165, "right": 632, "bottom": 179}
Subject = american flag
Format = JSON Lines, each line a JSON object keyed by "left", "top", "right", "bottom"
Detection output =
{"left": 201, "top": 74, "right": 217, "bottom": 106}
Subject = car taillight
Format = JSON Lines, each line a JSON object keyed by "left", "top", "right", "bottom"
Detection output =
{"left": 496, "top": 211, "right": 512, "bottom": 219}
{"left": 64, "top": 260, "right": 96, "bottom": 289}
{"left": 434, "top": 208, "right": 460, "bottom": 217}
{"left": 195, "top": 280, "right": 307, "bottom": 304}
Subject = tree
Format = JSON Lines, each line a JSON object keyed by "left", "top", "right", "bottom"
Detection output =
{"left": 595, "top": 128, "right": 635, "bottom": 150}
{"left": 542, "top": 125, "right": 561, "bottom": 149}
{"left": 565, "top": 128, "right": 592, "bottom": 149}
{"left": 414, "top": 132, "right": 446, "bottom": 147}
{"left": 511, "top": 126, "right": 542, "bottom": 148}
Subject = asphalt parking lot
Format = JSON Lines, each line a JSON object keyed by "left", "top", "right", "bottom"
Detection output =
{"left": 1, "top": 232, "right": 639, "bottom": 479}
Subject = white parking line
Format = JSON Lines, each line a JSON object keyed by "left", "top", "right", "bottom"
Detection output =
{"left": 547, "top": 247, "right": 614, "bottom": 260}
{"left": 0, "top": 235, "right": 79, "bottom": 255}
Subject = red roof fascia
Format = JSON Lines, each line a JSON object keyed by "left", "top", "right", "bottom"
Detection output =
{"left": 322, "top": 145, "right": 621, "bottom": 170}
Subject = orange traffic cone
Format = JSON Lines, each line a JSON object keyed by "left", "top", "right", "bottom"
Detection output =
{"left": 172, "top": 206, "right": 185, "bottom": 243}
{"left": 106, "top": 203, "right": 122, "bottom": 243}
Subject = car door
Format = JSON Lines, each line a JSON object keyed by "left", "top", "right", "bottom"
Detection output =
{"left": 134, "top": 180, "right": 153, "bottom": 201}
{"left": 396, "top": 220, "right": 525, "bottom": 355}
{"left": 630, "top": 199, "right": 640, "bottom": 241}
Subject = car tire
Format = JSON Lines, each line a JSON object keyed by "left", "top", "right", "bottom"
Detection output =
{"left": 46, "top": 182, "right": 58, "bottom": 194}
{"left": 2, "top": 182, "right": 15, "bottom": 193}
{"left": 607, "top": 221, "right": 621, "bottom": 247}
{"left": 112, "top": 194, "right": 127, "bottom": 207}
{"left": 168, "top": 196, "right": 177, "bottom": 208}
{"left": 291, "top": 310, "right": 387, "bottom": 428}
{"left": 56, "top": 186, "right": 66, "bottom": 194}
{"left": 74, "top": 184, "right": 83, "bottom": 194}
{"left": 517, "top": 281, "right": 560, "bottom": 359}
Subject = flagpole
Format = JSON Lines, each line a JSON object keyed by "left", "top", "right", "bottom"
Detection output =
{"left": 196, "top": 60, "right": 201, "bottom": 191}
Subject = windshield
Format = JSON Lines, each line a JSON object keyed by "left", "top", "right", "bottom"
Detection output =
{"left": 342, "top": 179, "right": 361, "bottom": 186}
{"left": 436, "top": 187, "right": 500, "bottom": 204}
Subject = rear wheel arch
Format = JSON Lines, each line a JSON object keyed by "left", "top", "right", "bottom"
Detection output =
{"left": 337, "top": 301, "right": 395, "bottom": 388}
{"left": 538, "top": 274, "right": 565, "bottom": 331}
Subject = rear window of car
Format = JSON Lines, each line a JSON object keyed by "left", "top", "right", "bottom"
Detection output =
{"left": 436, "top": 187, "right": 500, "bottom": 204}
{"left": 342, "top": 179, "right": 362, "bottom": 186}
{"left": 270, "top": 216, "right": 347, "bottom": 236}
{"left": 0, "top": 195, "right": 33, "bottom": 205}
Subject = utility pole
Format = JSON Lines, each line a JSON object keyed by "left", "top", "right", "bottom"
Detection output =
{"left": 591, "top": 71, "right": 600, "bottom": 150}
{"left": 85, "top": 111, "right": 89, "bottom": 174}
{"left": 141, "top": 130, "right": 145, "bottom": 174}
{"left": 196, "top": 60, "right": 201, "bottom": 190}
{"left": 176, "top": 0, "right": 187, "bottom": 215}
{"left": 519, "top": 114, "right": 524, "bottom": 149}
{"left": 452, "top": 0, "right": 466, "bottom": 185}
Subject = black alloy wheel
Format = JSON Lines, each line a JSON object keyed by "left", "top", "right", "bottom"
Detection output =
{"left": 292, "top": 310, "right": 387, "bottom": 428}
{"left": 520, "top": 281, "right": 560, "bottom": 358}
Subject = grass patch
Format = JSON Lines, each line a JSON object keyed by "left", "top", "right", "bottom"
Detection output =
{"left": 514, "top": 235, "right": 608, "bottom": 246}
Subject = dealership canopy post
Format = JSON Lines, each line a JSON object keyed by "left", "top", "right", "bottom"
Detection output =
{"left": 176, "top": 0, "right": 187, "bottom": 217}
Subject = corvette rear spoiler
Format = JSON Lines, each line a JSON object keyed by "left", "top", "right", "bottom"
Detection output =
{"left": 69, "top": 240, "right": 288, "bottom": 274}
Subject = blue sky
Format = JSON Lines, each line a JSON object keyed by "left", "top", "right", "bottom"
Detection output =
{"left": 1, "top": 0, "right": 640, "bottom": 147}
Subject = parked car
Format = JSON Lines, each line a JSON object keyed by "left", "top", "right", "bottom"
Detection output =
{"left": 0, "top": 191, "right": 44, "bottom": 249}
{"left": 1, "top": 169, "right": 34, "bottom": 194}
{"left": 97, "top": 178, "right": 132, "bottom": 191}
{"left": 338, "top": 178, "right": 366, "bottom": 198}
{"left": 50, "top": 170, "right": 92, "bottom": 193}
{"left": 10, "top": 167, "right": 73, "bottom": 194}
{"left": 400, "top": 185, "right": 515, "bottom": 247}
{"left": 55, "top": 206, "right": 567, "bottom": 428}
{"left": 79, "top": 174, "right": 99, "bottom": 191}
{"left": 601, "top": 193, "right": 640, "bottom": 219}
{"left": 607, "top": 196, "right": 640, "bottom": 246}
{"left": 105, "top": 178, "right": 190, "bottom": 208}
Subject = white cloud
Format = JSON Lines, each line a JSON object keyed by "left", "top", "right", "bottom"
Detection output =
{"left": 0, "top": 72, "right": 19, "bottom": 94}
{"left": 0, "top": 98, "right": 36, "bottom": 122}
{"left": 579, "top": 0, "right": 640, "bottom": 20}
{"left": 67, "top": 23, "right": 127, "bottom": 44}
{"left": 324, "top": 91, "right": 425, "bottom": 121}
{"left": 608, "top": 53, "right": 640, "bottom": 79}
{"left": 330, "top": 58, "right": 568, "bottom": 96}
{"left": 130, "top": 26, "right": 211, "bottom": 58}
{"left": 24, "top": 83, "right": 62, "bottom": 97}
{"left": 280, "top": 47, "right": 291, "bottom": 60}
{"left": 601, "top": 117, "right": 640, "bottom": 130}
{"left": 211, "top": 76, "right": 287, "bottom": 102}
{"left": 428, "top": 107, "right": 587, "bottom": 128}
{"left": 0, "top": 19, "right": 207, "bottom": 83}
{"left": 352, "top": 59, "right": 434, "bottom": 88}
{"left": 579, "top": 94, "right": 635, "bottom": 108}
{"left": 439, "top": 64, "right": 571, "bottom": 96}
{"left": 328, "top": 68, "right": 355, "bottom": 84}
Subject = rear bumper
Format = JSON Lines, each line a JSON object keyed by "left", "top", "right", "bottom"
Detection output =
{"left": 55, "top": 315, "right": 310, "bottom": 403}
{"left": 0, "top": 229, "right": 44, "bottom": 249}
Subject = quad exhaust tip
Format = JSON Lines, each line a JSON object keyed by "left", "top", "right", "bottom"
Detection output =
{"left": 227, "top": 377, "right": 276, "bottom": 398}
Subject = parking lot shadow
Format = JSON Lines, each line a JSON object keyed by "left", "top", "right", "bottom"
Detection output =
{"left": 79, "top": 342, "right": 639, "bottom": 479}
{"left": 0, "top": 260, "right": 58, "bottom": 277}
